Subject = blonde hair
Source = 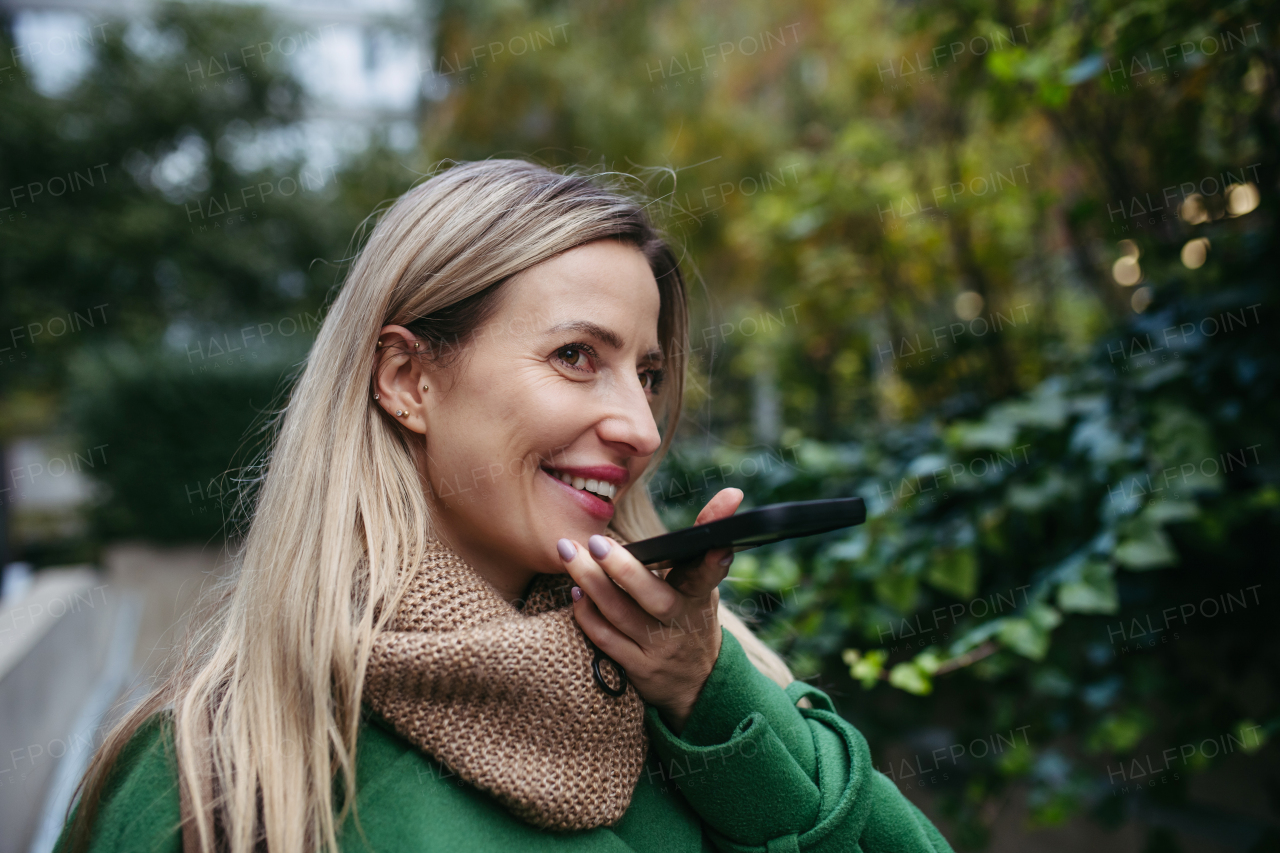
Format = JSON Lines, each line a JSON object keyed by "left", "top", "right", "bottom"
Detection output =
{"left": 67, "top": 160, "right": 793, "bottom": 853}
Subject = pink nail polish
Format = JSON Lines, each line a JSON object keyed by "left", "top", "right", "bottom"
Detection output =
{"left": 557, "top": 538, "right": 576, "bottom": 561}
{"left": 571, "top": 586, "right": 582, "bottom": 602}
{"left": 588, "top": 534, "right": 612, "bottom": 559}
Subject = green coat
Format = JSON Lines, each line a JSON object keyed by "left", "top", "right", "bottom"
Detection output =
{"left": 57, "top": 628, "right": 953, "bottom": 852}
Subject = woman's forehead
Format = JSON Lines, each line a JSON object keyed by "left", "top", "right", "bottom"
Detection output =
{"left": 494, "top": 243, "right": 663, "bottom": 348}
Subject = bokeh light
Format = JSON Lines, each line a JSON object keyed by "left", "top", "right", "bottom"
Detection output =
{"left": 1131, "top": 286, "right": 1153, "bottom": 313}
{"left": 1179, "top": 193, "right": 1209, "bottom": 225}
{"left": 1112, "top": 255, "right": 1141, "bottom": 286}
{"left": 1181, "top": 237, "right": 1210, "bottom": 269}
{"left": 954, "top": 290, "right": 984, "bottom": 320}
{"left": 1227, "top": 182, "right": 1260, "bottom": 216}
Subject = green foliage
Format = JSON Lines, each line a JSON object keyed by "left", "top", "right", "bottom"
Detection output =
{"left": 0, "top": 1, "right": 413, "bottom": 430}
{"left": 658, "top": 260, "right": 1276, "bottom": 834}
{"left": 65, "top": 346, "right": 292, "bottom": 543}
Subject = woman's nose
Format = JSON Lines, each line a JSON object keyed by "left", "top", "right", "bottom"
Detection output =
{"left": 597, "top": 377, "right": 662, "bottom": 456}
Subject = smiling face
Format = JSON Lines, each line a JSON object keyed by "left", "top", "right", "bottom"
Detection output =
{"left": 413, "top": 239, "right": 666, "bottom": 600}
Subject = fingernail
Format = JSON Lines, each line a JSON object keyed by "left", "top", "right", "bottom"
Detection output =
{"left": 588, "top": 534, "right": 613, "bottom": 559}
{"left": 571, "top": 586, "right": 582, "bottom": 602}
{"left": 718, "top": 552, "right": 733, "bottom": 567}
{"left": 557, "top": 538, "right": 576, "bottom": 561}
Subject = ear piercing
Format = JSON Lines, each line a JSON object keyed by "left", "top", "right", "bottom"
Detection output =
{"left": 374, "top": 394, "right": 421, "bottom": 406}
{"left": 422, "top": 385, "right": 429, "bottom": 391}
{"left": 396, "top": 409, "right": 405, "bottom": 417}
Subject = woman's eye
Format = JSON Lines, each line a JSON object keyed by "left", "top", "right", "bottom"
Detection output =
{"left": 556, "top": 345, "right": 589, "bottom": 370}
{"left": 641, "top": 369, "right": 666, "bottom": 393}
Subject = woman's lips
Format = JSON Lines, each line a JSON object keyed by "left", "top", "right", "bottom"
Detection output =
{"left": 540, "top": 467, "right": 615, "bottom": 521}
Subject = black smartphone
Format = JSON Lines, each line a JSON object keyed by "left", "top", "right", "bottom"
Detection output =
{"left": 622, "top": 497, "right": 866, "bottom": 568}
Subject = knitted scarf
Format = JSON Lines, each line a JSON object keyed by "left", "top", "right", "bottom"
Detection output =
{"left": 362, "top": 537, "right": 650, "bottom": 831}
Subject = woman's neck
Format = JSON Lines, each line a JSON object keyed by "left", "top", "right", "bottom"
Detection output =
{"left": 440, "top": 533, "right": 539, "bottom": 606}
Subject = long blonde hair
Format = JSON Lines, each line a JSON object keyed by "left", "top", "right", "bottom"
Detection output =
{"left": 67, "top": 160, "right": 793, "bottom": 853}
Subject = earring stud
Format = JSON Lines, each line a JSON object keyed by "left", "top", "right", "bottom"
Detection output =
{"left": 373, "top": 394, "right": 380, "bottom": 400}
{"left": 413, "top": 342, "right": 420, "bottom": 349}
{"left": 422, "top": 384, "right": 428, "bottom": 391}
{"left": 396, "top": 409, "right": 404, "bottom": 417}
{"left": 377, "top": 340, "right": 383, "bottom": 348}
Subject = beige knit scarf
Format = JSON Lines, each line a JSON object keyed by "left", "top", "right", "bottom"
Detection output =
{"left": 362, "top": 536, "right": 650, "bottom": 831}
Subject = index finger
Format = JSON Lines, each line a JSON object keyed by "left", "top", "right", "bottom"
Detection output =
{"left": 583, "top": 534, "right": 685, "bottom": 626}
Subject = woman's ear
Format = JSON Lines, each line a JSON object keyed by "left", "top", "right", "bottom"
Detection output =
{"left": 373, "top": 325, "right": 433, "bottom": 435}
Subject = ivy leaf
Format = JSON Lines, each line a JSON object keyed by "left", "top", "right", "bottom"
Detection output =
{"left": 1114, "top": 526, "right": 1177, "bottom": 570}
{"left": 842, "top": 648, "right": 886, "bottom": 689}
{"left": 999, "top": 619, "right": 1049, "bottom": 659}
{"left": 1142, "top": 501, "right": 1198, "bottom": 524}
{"left": 1056, "top": 560, "right": 1118, "bottom": 614}
{"left": 915, "top": 650, "right": 942, "bottom": 674}
{"left": 999, "top": 606, "right": 1061, "bottom": 660}
{"left": 926, "top": 547, "right": 978, "bottom": 599}
{"left": 889, "top": 662, "right": 933, "bottom": 695}
{"left": 1030, "top": 604, "right": 1063, "bottom": 631}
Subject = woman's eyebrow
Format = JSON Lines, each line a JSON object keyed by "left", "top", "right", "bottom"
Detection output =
{"left": 545, "top": 320, "right": 664, "bottom": 364}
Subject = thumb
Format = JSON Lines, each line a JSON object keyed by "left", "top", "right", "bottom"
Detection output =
{"left": 695, "top": 488, "right": 744, "bottom": 525}
{"left": 665, "top": 489, "right": 745, "bottom": 597}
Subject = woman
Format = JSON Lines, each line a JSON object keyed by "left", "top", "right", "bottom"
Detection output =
{"left": 58, "top": 160, "right": 953, "bottom": 853}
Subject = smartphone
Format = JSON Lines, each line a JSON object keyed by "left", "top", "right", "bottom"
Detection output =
{"left": 622, "top": 497, "right": 866, "bottom": 568}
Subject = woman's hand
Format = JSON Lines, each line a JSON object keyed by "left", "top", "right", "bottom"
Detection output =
{"left": 557, "top": 488, "right": 744, "bottom": 735}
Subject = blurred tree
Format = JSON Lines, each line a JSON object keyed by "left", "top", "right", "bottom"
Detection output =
{"left": 0, "top": 1, "right": 415, "bottom": 435}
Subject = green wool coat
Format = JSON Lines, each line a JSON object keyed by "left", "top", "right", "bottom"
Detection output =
{"left": 56, "top": 627, "right": 953, "bottom": 853}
